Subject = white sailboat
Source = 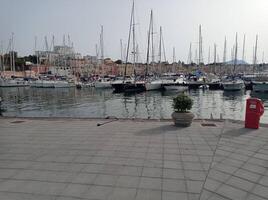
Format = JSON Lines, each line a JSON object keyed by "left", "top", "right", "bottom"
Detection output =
{"left": 95, "top": 77, "right": 112, "bottom": 89}
{"left": 0, "top": 33, "right": 29, "bottom": 87}
{"left": 252, "top": 35, "right": 268, "bottom": 92}
{"left": 163, "top": 76, "right": 188, "bottom": 91}
{"left": 222, "top": 33, "right": 245, "bottom": 91}
{"left": 94, "top": 26, "right": 112, "bottom": 89}
{"left": 145, "top": 11, "right": 162, "bottom": 91}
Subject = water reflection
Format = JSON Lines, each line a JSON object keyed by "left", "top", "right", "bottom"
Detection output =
{"left": 0, "top": 87, "right": 267, "bottom": 123}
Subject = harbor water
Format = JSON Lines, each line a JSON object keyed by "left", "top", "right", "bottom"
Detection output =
{"left": 0, "top": 87, "right": 267, "bottom": 123}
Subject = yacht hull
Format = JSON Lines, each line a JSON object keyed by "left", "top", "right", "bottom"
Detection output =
{"left": 252, "top": 81, "right": 268, "bottom": 92}
{"left": 222, "top": 82, "right": 245, "bottom": 91}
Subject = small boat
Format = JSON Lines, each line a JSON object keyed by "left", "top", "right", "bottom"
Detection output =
{"left": 199, "top": 85, "right": 209, "bottom": 89}
{"left": 162, "top": 77, "right": 188, "bottom": 91}
{"left": 54, "top": 80, "right": 71, "bottom": 88}
{"left": 95, "top": 77, "right": 112, "bottom": 89}
{"left": 222, "top": 79, "right": 245, "bottom": 91}
{"left": 252, "top": 81, "right": 268, "bottom": 92}
{"left": 0, "top": 77, "right": 29, "bottom": 87}
{"left": 76, "top": 82, "right": 94, "bottom": 89}
{"left": 145, "top": 79, "right": 162, "bottom": 91}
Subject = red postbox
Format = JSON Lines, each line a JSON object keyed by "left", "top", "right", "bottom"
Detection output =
{"left": 245, "top": 98, "right": 264, "bottom": 129}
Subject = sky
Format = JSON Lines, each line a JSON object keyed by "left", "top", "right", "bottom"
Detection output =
{"left": 1, "top": 0, "right": 268, "bottom": 64}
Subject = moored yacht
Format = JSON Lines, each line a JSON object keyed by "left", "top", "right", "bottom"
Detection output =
{"left": 0, "top": 77, "right": 29, "bottom": 87}
{"left": 145, "top": 79, "right": 162, "bottom": 91}
{"left": 162, "top": 76, "right": 188, "bottom": 91}
{"left": 95, "top": 77, "right": 112, "bottom": 89}
{"left": 222, "top": 33, "right": 244, "bottom": 91}
{"left": 222, "top": 79, "right": 245, "bottom": 91}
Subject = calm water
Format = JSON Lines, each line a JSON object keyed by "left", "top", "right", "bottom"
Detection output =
{"left": 0, "top": 87, "right": 267, "bottom": 123}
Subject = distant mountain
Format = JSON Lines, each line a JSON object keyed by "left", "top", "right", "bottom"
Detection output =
{"left": 226, "top": 59, "right": 248, "bottom": 65}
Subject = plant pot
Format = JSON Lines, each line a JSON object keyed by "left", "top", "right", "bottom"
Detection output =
{"left": 171, "top": 111, "right": 194, "bottom": 127}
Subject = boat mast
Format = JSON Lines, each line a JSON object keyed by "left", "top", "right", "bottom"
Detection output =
{"left": 188, "top": 43, "right": 192, "bottom": 64}
{"left": 35, "top": 36, "right": 39, "bottom": 75}
{"left": 11, "top": 33, "right": 15, "bottom": 76}
{"left": 214, "top": 43, "right": 217, "bottom": 74}
{"left": 253, "top": 35, "right": 258, "bottom": 73}
{"left": 150, "top": 10, "right": 154, "bottom": 71}
{"left": 207, "top": 46, "right": 210, "bottom": 64}
{"left": 95, "top": 44, "right": 99, "bottom": 75}
{"left": 0, "top": 41, "right": 3, "bottom": 75}
{"left": 99, "top": 26, "right": 104, "bottom": 75}
{"left": 223, "top": 37, "right": 227, "bottom": 64}
{"left": 100, "top": 26, "right": 104, "bottom": 64}
{"left": 120, "top": 39, "right": 123, "bottom": 62}
{"left": 158, "top": 26, "right": 162, "bottom": 74}
{"left": 242, "top": 34, "right": 246, "bottom": 61}
{"left": 173, "top": 47, "right": 176, "bottom": 72}
{"left": 145, "top": 10, "right": 152, "bottom": 77}
{"left": 132, "top": 0, "right": 136, "bottom": 80}
{"left": 233, "top": 33, "right": 238, "bottom": 75}
{"left": 198, "top": 25, "right": 203, "bottom": 66}
{"left": 123, "top": 0, "right": 134, "bottom": 81}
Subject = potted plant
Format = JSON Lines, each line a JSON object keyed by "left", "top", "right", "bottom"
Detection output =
{"left": 171, "top": 93, "right": 194, "bottom": 127}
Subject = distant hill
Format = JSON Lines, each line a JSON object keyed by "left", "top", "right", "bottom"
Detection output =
{"left": 226, "top": 59, "right": 248, "bottom": 65}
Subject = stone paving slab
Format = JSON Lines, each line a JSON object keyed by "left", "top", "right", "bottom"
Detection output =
{"left": 0, "top": 118, "right": 267, "bottom": 200}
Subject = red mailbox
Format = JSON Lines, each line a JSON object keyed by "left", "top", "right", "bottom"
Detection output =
{"left": 245, "top": 98, "right": 264, "bottom": 129}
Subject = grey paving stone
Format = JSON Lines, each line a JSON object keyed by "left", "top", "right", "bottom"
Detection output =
{"left": 13, "top": 169, "right": 73, "bottom": 183}
{"left": 226, "top": 176, "right": 255, "bottom": 191}
{"left": 84, "top": 185, "right": 113, "bottom": 200}
{"left": 203, "top": 178, "right": 222, "bottom": 192}
{"left": 162, "top": 179, "right": 186, "bottom": 192}
{"left": 184, "top": 170, "right": 206, "bottom": 181}
{"left": 183, "top": 162, "right": 204, "bottom": 171}
{"left": 1, "top": 118, "right": 268, "bottom": 200}
{"left": 108, "top": 187, "right": 136, "bottom": 200}
{"left": 142, "top": 167, "right": 162, "bottom": 178}
{"left": 242, "top": 163, "right": 267, "bottom": 175}
{"left": 164, "top": 161, "right": 182, "bottom": 169}
{"left": 94, "top": 174, "right": 119, "bottom": 186}
{"left": 162, "top": 191, "right": 187, "bottom": 200}
{"left": 246, "top": 194, "right": 268, "bottom": 200}
{"left": 60, "top": 184, "right": 89, "bottom": 198}
{"left": 135, "top": 189, "right": 161, "bottom": 200}
{"left": 120, "top": 166, "right": 142, "bottom": 176}
{"left": 259, "top": 176, "right": 268, "bottom": 187}
{"left": 234, "top": 168, "right": 261, "bottom": 182}
{"left": 216, "top": 183, "right": 248, "bottom": 200}
{"left": 71, "top": 173, "right": 97, "bottom": 185}
{"left": 252, "top": 184, "right": 268, "bottom": 199}
{"left": 116, "top": 176, "right": 140, "bottom": 188}
{"left": 0, "top": 169, "right": 18, "bottom": 179}
{"left": 186, "top": 180, "right": 203, "bottom": 193}
{"left": 163, "top": 169, "right": 184, "bottom": 179}
{"left": 0, "top": 192, "right": 53, "bottom": 200}
{"left": 139, "top": 177, "right": 162, "bottom": 190}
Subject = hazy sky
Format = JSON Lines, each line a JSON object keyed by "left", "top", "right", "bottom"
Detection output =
{"left": 1, "top": 0, "right": 268, "bottom": 63}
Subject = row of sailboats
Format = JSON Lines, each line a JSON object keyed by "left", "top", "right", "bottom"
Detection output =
{"left": 111, "top": 3, "right": 188, "bottom": 93}
{"left": 0, "top": 33, "right": 29, "bottom": 87}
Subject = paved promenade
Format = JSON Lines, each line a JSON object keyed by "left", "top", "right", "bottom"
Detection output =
{"left": 0, "top": 117, "right": 268, "bottom": 200}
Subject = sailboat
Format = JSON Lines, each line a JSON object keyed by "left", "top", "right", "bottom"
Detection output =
{"left": 222, "top": 33, "right": 245, "bottom": 91}
{"left": 111, "top": 0, "right": 145, "bottom": 93}
{"left": 94, "top": 26, "right": 112, "bottom": 89}
{"left": 0, "top": 33, "right": 29, "bottom": 87}
{"left": 145, "top": 11, "right": 162, "bottom": 91}
{"left": 252, "top": 35, "right": 268, "bottom": 92}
